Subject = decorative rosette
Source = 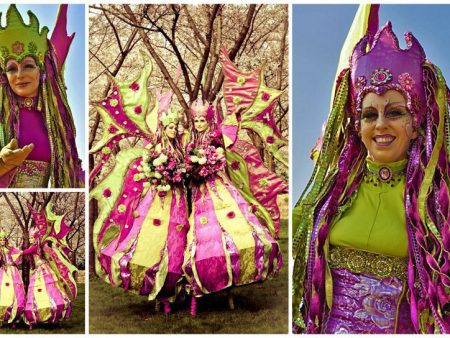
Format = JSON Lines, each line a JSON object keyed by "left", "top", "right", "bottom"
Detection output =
{"left": 370, "top": 68, "right": 392, "bottom": 85}
{"left": 184, "top": 136, "right": 226, "bottom": 181}
{"left": 142, "top": 148, "right": 186, "bottom": 196}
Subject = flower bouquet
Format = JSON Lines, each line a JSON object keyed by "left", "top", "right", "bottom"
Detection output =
{"left": 142, "top": 148, "right": 186, "bottom": 196}
{"left": 184, "top": 140, "right": 226, "bottom": 181}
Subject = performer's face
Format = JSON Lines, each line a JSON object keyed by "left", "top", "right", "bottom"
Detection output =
{"left": 360, "top": 89, "right": 417, "bottom": 163}
{"left": 29, "top": 236, "right": 35, "bottom": 244}
{"left": 165, "top": 123, "right": 177, "bottom": 139}
{"left": 0, "top": 238, "right": 5, "bottom": 246}
{"left": 194, "top": 116, "right": 208, "bottom": 133}
{"left": 5, "top": 56, "right": 40, "bottom": 98}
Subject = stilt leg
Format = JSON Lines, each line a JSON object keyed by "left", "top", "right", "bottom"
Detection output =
{"left": 190, "top": 296, "right": 197, "bottom": 317}
{"left": 227, "top": 289, "right": 235, "bottom": 310}
{"left": 162, "top": 299, "right": 171, "bottom": 314}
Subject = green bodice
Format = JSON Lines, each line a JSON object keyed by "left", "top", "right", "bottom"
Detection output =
{"left": 329, "top": 159, "right": 409, "bottom": 258}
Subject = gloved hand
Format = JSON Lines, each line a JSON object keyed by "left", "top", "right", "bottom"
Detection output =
{"left": 0, "top": 139, "right": 34, "bottom": 176}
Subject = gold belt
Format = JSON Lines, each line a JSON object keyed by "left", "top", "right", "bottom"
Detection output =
{"left": 329, "top": 246, "right": 408, "bottom": 280}
{"left": 12, "top": 160, "right": 50, "bottom": 188}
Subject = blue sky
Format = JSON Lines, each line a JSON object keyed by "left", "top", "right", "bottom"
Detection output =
{"left": 0, "top": 4, "right": 85, "bottom": 168}
{"left": 292, "top": 5, "right": 450, "bottom": 204}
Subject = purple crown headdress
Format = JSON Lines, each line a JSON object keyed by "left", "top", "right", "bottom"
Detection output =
{"left": 350, "top": 22, "right": 426, "bottom": 125}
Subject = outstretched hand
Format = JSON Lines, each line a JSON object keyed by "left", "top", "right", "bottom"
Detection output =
{"left": 0, "top": 139, "right": 34, "bottom": 175}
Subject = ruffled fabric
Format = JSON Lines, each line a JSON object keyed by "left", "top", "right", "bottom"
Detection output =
{"left": 183, "top": 172, "right": 282, "bottom": 296}
{"left": 98, "top": 181, "right": 189, "bottom": 301}
{"left": 24, "top": 257, "right": 71, "bottom": 326}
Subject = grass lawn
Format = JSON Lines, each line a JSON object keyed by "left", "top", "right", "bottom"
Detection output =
{"left": 89, "top": 221, "right": 288, "bottom": 334}
{"left": 0, "top": 283, "right": 85, "bottom": 334}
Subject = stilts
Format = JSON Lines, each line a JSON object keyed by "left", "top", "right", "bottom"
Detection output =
{"left": 227, "top": 289, "right": 235, "bottom": 310}
{"left": 190, "top": 296, "right": 197, "bottom": 317}
{"left": 162, "top": 299, "right": 171, "bottom": 314}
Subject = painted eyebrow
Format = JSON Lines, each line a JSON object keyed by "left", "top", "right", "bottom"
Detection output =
{"left": 385, "top": 101, "right": 406, "bottom": 109}
{"left": 362, "top": 101, "right": 406, "bottom": 111}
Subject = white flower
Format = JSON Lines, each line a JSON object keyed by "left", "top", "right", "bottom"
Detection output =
{"left": 216, "top": 147, "right": 224, "bottom": 154}
{"left": 154, "top": 172, "right": 162, "bottom": 179}
{"left": 190, "top": 155, "right": 199, "bottom": 163}
{"left": 198, "top": 157, "right": 207, "bottom": 165}
{"left": 163, "top": 185, "right": 170, "bottom": 191}
{"left": 159, "top": 154, "right": 168, "bottom": 163}
{"left": 198, "top": 149, "right": 205, "bottom": 155}
{"left": 153, "top": 159, "right": 161, "bottom": 166}
{"left": 156, "top": 185, "right": 163, "bottom": 191}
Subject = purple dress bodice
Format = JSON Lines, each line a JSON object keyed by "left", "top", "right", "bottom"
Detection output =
{"left": 18, "top": 106, "right": 51, "bottom": 162}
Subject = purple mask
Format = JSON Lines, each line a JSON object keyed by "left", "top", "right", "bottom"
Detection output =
{"left": 350, "top": 21, "right": 426, "bottom": 125}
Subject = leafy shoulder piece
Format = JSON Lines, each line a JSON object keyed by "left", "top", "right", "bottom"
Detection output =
{"left": 89, "top": 51, "right": 158, "bottom": 185}
{"left": 220, "top": 48, "right": 287, "bottom": 166}
{"left": 28, "top": 202, "right": 78, "bottom": 301}
{"left": 218, "top": 48, "right": 288, "bottom": 238}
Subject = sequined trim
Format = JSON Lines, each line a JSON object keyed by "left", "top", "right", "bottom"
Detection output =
{"left": 12, "top": 160, "right": 50, "bottom": 188}
{"left": 329, "top": 246, "right": 408, "bottom": 280}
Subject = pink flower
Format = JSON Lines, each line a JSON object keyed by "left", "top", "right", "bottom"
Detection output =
{"left": 266, "top": 136, "right": 275, "bottom": 144}
{"left": 129, "top": 82, "right": 140, "bottom": 91}
{"left": 398, "top": 73, "right": 415, "bottom": 91}
{"left": 103, "top": 188, "right": 112, "bottom": 198}
{"left": 12, "top": 41, "right": 24, "bottom": 55}
{"left": 134, "top": 105, "right": 142, "bottom": 114}
{"left": 108, "top": 125, "right": 118, "bottom": 134}
{"left": 231, "top": 161, "right": 240, "bottom": 170}
{"left": 227, "top": 211, "right": 236, "bottom": 219}
{"left": 261, "top": 92, "right": 270, "bottom": 101}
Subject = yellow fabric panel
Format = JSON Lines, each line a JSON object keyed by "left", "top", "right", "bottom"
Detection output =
{"left": 0, "top": 268, "right": 15, "bottom": 309}
{"left": 129, "top": 190, "right": 172, "bottom": 288}
{"left": 33, "top": 269, "right": 52, "bottom": 322}
{"left": 110, "top": 251, "right": 125, "bottom": 287}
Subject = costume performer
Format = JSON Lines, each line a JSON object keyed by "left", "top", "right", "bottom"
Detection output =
{"left": 0, "top": 230, "right": 25, "bottom": 326}
{"left": 91, "top": 53, "right": 189, "bottom": 312}
{"left": 0, "top": 4, "right": 83, "bottom": 188}
{"left": 292, "top": 5, "right": 450, "bottom": 334}
{"left": 23, "top": 203, "right": 77, "bottom": 328}
{"left": 183, "top": 48, "right": 286, "bottom": 315}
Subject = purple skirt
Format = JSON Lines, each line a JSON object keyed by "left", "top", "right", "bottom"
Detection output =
{"left": 323, "top": 268, "right": 414, "bottom": 334}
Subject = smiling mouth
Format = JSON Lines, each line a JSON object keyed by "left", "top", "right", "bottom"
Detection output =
{"left": 373, "top": 135, "right": 396, "bottom": 146}
{"left": 15, "top": 82, "right": 30, "bottom": 88}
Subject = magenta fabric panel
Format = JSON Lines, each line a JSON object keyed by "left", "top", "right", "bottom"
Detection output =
{"left": 0, "top": 168, "right": 16, "bottom": 188}
{"left": 49, "top": 4, "right": 74, "bottom": 66}
{"left": 229, "top": 139, "right": 287, "bottom": 236}
{"left": 191, "top": 182, "right": 230, "bottom": 293}
{"left": 24, "top": 267, "right": 39, "bottom": 325}
{"left": 161, "top": 187, "right": 188, "bottom": 294}
{"left": 18, "top": 107, "right": 51, "bottom": 162}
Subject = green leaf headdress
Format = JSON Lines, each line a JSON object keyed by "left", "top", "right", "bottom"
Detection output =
{"left": 0, "top": 5, "right": 49, "bottom": 68}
